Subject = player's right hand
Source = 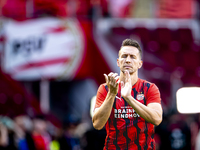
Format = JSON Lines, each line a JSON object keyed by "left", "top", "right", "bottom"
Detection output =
{"left": 104, "top": 72, "right": 120, "bottom": 95}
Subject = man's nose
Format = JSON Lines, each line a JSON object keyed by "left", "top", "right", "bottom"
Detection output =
{"left": 126, "top": 56, "right": 131, "bottom": 62}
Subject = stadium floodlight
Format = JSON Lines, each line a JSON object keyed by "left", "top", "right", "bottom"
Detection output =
{"left": 176, "top": 87, "right": 200, "bottom": 114}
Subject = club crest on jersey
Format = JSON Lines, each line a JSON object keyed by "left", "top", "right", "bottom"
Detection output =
{"left": 136, "top": 93, "right": 144, "bottom": 100}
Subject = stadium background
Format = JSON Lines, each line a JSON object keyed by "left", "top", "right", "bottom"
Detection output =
{"left": 0, "top": 0, "right": 200, "bottom": 149}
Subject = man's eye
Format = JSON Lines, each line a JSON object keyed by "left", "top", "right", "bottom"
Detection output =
{"left": 122, "top": 55, "right": 127, "bottom": 58}
{"left": 131, "top": 56, "right": 135, "bottom": 59}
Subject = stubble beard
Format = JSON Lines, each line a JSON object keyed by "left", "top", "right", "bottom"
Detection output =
{"left": 121, "top": 69, "right": 134, "bottom": 75}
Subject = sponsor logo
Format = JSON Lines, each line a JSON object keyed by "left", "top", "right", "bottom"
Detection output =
{"left": 114, "top": 106, "right": 140, "bottom": 118}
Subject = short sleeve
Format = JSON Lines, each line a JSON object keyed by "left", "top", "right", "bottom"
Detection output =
{"left": 146, "top": 83, "right": 161, "bottom": 105}
{"left": 94, "top": 84, "right": 108, "bottom": 109}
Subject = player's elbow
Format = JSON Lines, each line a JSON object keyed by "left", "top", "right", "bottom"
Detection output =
{"left": 93, "top": 123, "right": 103, "bottom": 130}
{"left": 153, "top": 116, "right": 162, "bottom": 126}
{"left": 92, "top": 118, "right": 103, "bottom": 130}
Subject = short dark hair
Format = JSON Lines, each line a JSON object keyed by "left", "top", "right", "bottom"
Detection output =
{"left": 119, "top": 39, "right": 142, "bottom": 59}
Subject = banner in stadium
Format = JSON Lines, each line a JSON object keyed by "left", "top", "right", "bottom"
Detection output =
{"left": 3, "top": 18, "right": 85, "bottom": 80}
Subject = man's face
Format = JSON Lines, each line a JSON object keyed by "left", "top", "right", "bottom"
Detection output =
{"left": 117, "top": 46, "right": 142, "bottom": 75}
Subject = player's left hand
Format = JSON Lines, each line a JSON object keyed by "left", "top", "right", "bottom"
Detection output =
{"left": 121, "top": 70, "right": 132, "bottom": 99}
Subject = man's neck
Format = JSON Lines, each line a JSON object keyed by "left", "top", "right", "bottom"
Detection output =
{"left": 119, "top": 71, "right": 138, "bottom": 86}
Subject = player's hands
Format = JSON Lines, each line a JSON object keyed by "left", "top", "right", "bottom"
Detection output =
{"left": 121, "top": 70, "right": 132, "bottom": 99}
{"left": 104, "top": 72, "right": 120, "bottom": 95}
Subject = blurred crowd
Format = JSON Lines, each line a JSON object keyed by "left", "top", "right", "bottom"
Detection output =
{"left": 0, "top": 114, "right": 106, "bottom": 150}
{"left": 0, "top": 0, "right": 199, "bottom": 20}
{"left": 0, "top": 112, "right": 200, "bottom": 150}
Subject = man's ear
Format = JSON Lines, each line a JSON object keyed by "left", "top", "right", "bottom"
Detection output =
{"left": 117, "top": 59, "right": 120, "bottom": 67}
{"left": 138, "top": 60, "right": 143, "bottom": 69}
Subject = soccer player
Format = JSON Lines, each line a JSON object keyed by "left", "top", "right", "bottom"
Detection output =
{"left": 92, "top": 39, "right": 163, "bottom": 150}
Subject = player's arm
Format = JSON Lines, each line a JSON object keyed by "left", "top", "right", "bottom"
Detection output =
{"left": 121, "top": 71, "right": 162, "bottom": 126}
{"left": 124, "top": 98, "right": 162, "bottom": 126}
{"left": 92, "top": 73, "right": 119, "bottom": 130}
{"left": 92, "top": 92, "right": 116, "bottom": 130}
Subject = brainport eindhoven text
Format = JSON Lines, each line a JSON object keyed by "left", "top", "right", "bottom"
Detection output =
{"left": 114, "top": 108, "right": 140, "bottom": 118}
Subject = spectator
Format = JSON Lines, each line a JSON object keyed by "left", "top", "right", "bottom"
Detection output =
{"left": 14, "top": 115, "right": 35, "bottom": 150}
{"left": 0, "top": 116, "right": 18, "bottom": 150}
{"left": 32, "top": 115, "right": 51, "bottom": 150}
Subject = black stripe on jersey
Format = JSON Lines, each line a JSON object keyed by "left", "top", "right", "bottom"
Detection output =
{"left": 145, "top": 82, "right": 150, "bottom": 94}
{"left": 142, "top": 83, "right": 146, "bottom": 105}
{"left": 105, "top": 85, "right": 121, "bottom": 149}
{"left": 143, "top": 82, "right": 149, "bottom": 150}
{"left": 143, "top": 116, "right": 148, "bottom": 149}
{"left": 133, "top": 88, "right": 141, "bottom": 150}
{"left": 121, "top": 97, "right": 131, "bottom": 150}
{"left": 151, "top": 133, "right": 155, "bottom": 149}
{"left": 106, "top": 118, "right": 111, "bottom": 150}
{"left": 151, "top": 141, "right": 154, "bottom": 149}
{"left": 105, "top": 85, "right": 108, "bottom": 92}
{"left": 113, "top": 98, "right": 121, "bottom": 150}
{"left": 151, "top": 132, "right": 154, "bottom": 139}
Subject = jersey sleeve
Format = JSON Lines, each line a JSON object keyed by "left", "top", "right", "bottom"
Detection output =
{"left": 146, "top": 83, "right": 161, "bottom": 105}
{"left": 94, "top": 84, "right": 108, "bottom": 109}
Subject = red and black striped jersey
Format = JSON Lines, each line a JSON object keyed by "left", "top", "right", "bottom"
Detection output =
{"left": 94, "top": 78, "right": 161, "bottom": 150}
